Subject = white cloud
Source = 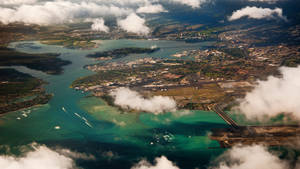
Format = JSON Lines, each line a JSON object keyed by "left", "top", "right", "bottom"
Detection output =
{"left": 117, "top": 13, "right": 150, "bottom": 35}
{"left": 110, "top": 87, "right": 177, "bottom": 114}
{"left": 0, "top": 0, "right": 38, "bottom": 5}
{"left": 0, "top": 143, "right": 95, "bottom": 169}
{"left": 0, "top": 0, "right": 209, "bottom": 30}
{"left": 88, "top": 0, "right": 208, "bottom": 9}
{"left": 57, "top": 149, "right": 96, "bottom": 161}
{"left": 90, "top": 18, "right": 109, "bottom": 33}
{"left": 0, "top": 0, "right": 211, "bottom": 9}
{"left": 236, "top": 66, "right": 300, "bottom": 121}
{"left": 168, "top": 0, "right": 209, "bottom": 8}
{"left": 131, "top": 156, "right": 180, "bottom": 169}
{"left": 137, "top": 3, "right": 167, "bottom": 14}
{"left": 246, "top": 0, "right": 281, "bottom": 3}
{"left": 89, "top": 0, "right": 149, "bottom": 6}
{"left": 211, "top": 145, "right": 288, "bottom": 169}
{"left": 228, "top": 6, "right": 286, "bottom": 21}
{"left": 0, "top": 1, "right": 132, "bottom": 25}
{"left": 0, "top": 145, "right": 74, "bottom": 169}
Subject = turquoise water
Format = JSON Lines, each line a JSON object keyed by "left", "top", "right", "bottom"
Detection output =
{"left": 0, "top": 40, "right": 228, "bottom": 168}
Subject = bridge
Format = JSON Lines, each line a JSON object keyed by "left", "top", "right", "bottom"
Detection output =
{"left": 210, "top": 104, "right": 239, "bottom": 130}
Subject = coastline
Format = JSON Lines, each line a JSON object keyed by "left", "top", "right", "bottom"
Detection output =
{"left": 0, "top": 93, "right": 53, "bottom": 115}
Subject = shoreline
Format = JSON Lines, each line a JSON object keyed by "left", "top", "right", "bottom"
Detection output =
{"left": 0, "top": 93, "right": 53, "bottom": 115}
{"left": 0, "top": 103, "right": 47, "bottom": 116}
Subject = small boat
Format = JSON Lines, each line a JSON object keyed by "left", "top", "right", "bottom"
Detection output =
{"left": 74, "top": 113, "right": 81, "bottom": 118}
{"left": 85, "top": 121, "right": 93, "bottom": 128}
{"left": 82, "top": 117, "right": 88, "bottom": 122}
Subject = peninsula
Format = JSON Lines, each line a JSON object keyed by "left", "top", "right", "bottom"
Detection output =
{"left": 87, "top": 47, "right": 160, "bottom": 60}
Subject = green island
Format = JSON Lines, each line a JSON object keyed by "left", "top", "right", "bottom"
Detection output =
{"left": 86, "top": 47, "right": 160, "bottom": 60}
{"left": 0, "top": 47, "right": 71, "bottom": 75}
{"left": 0, "top": 68, "right": 52, "bottom": 114}
{"left": 40, "top": 39, "right": 97, "bottom": 50}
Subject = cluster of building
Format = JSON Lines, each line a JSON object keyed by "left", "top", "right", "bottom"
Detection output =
{"left": 248, "top": 45, "right": 300, "bottom": 66}
{"left": 86, "top": 58, "right": 158, "bottom": 72}
{"left": 172, "top": 49, "right": 228, "bottom": 61}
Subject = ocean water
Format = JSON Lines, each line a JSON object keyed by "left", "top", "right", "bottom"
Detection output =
{"left": 0, "top": 40, "right": 228, "bottom": 169}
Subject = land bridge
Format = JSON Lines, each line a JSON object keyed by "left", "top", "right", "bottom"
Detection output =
{"left": 210, "top": 104, "right": 239, "bottom": 130}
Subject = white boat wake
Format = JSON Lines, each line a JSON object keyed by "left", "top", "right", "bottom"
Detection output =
{"left": 73, "top": 112, "right": 93, "bottom": 128}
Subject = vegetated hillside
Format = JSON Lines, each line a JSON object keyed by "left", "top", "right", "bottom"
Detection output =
{"left": 0, "top": 47, "right": 71, "bottom": 75}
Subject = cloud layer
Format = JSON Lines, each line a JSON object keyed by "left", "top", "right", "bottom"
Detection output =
{"left": 110, "top": 87, "right": 177, "bottom": 114}
{"left": 0, "top": 1, "right": 131, "bottom": 25}
{"left": 90, "top": 18, "right": 109, "bottom": 32}
{"left": 117, "top": 13, "right": 150, "bottom": 35}
{"left": 236, "top": 66, "right": 300, "bottom": 121}
{"left": 246, "top": 0, "right": 282, "bottom": 3}
{"left": 0, "top": 143, "right": 95, "bottom": 169}
{"left": 131, "top": 156, "right": 179, "bottom": 169}
{"left": 0, "top": 145, "right": 74, "bottom": 169}
{"left": 0, "top": 0, "right": 38, "bottom": 5}
{"left": 228, "top": 6, "right": 286, "bottom": 21}
{"left": 0, "top": 0, "right": 177, "bottom": 35}
{"left": 0, "top": 0, "right": 212, "bottom": 27}
{"left": 131, "top": 144, "right": 300, "bottom": 169}
{"left": 0, "top": 0, "right": 214, "bottom": 35}
{"left": 210, "top": 145, "right": 288, "bottom": 169}
{"left": 169, "top": 0, "right": 208, "bottom": 8}
{"left": 0, "top": 0, "right": 208, "bottom": 25}
{"left": 137, "top": 3, "right": 167, "bottom": 14}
